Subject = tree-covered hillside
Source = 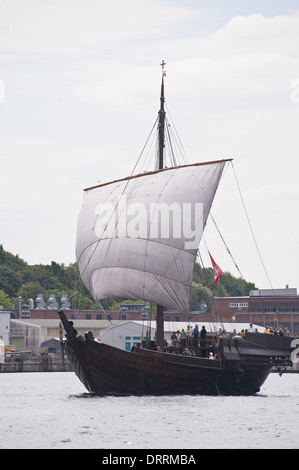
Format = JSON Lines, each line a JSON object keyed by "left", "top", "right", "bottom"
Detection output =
{"left": 190, "top": 262, "right": 256, "bottom": 312}
{"left": 0, "top": 245, "right": 99, "bottom": 310}
{"left": 0, "top": 245, "right": 256, "bottom": 312}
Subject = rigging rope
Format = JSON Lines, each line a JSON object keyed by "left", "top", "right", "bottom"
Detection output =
{"left": 210, "top": 212, "right": 244, "bottom": 279}
{"left": 196, "top": 250, "right": 223, "bottom": 342}
{"left": 231, "top": 162, "right": 274, "bottom": 291}
{"left": 131, "top": 117, "right": 158, "bottom": 174}
{"left": 165, "top": 103, "right": 189, "bottom": 165}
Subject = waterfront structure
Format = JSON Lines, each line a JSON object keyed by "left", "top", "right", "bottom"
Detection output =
{"left": 97, "top": 321, "right": 156, "bottom": 351}
{"left": 8, "top": 285, "right": 299, "bottom": 335}
{"left": 0, "top": 311, "right": 10, "bottom": 345}
{"left": 9, "top": 319, "right": 128, "bottom": 352}
{"left": 212, "top": 287, "right": 299, "bottom": 334}
{"left": 10, "top": 317, "right": 262, "bottom": 352}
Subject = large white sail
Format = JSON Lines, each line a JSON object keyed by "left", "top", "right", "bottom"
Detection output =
{"left": 76, "top": 160, "right": 228, "bottom": 314}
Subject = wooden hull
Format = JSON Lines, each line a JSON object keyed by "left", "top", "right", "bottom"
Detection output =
{"left": 58, "top": 311, "right": 294, "bottom": 396}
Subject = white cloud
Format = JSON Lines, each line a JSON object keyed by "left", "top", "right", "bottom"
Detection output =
{"left": 1, "top": 3, "right": 299, "bottom": 289}
{"left": 67, "top": 13, "right": 299, "bottom": 114}
{"left": 169, "top": 13, "right": 299, "bottom": 58}
{"left": 0, "top": 0, "right": 193, "bottom": 57}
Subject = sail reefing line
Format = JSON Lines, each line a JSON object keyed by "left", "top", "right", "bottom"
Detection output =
{"left": 76, "top": 161, "right": 230, "bottom": 312}
{"left": 78, "top": 159, "right": 230, "bottom": 305}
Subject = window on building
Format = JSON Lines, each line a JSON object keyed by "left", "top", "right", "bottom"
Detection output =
{"left": 21, "top": 311, "right": 30, "bottom": 319}
{"left": 133, "top": 336, "right": 141, "bottom": 347}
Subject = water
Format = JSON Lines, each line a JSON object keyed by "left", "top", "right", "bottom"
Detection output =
{"left": 0, "top": 371, "right": 298, "bottom": 449}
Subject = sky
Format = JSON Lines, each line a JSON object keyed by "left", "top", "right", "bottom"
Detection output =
{"left": 0, "top": 0, "right": 299, "bottom": 291}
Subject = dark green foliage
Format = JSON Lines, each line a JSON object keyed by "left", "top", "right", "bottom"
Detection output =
{"left": 0, "top": 244, "right": 98, "bottom": 310}
{"left": 0, "top": 244, "right": 256, "bottom": 312}
{"left": 190, "top": 263, "right": 256, "bottom": 312}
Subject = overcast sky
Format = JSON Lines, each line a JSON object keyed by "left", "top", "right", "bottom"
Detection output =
{"left": 1, "top": 0, "right": 299, "bottom": 290}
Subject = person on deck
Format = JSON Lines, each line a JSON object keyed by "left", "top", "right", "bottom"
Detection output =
{"left": 182, "top": 348, "right": 191, "bottom": 356}
{"left": 193, "top": 325, "right": 199, "bottom": 347}
{"left": 200, "top": 325, "right": 207, "bottom": 358}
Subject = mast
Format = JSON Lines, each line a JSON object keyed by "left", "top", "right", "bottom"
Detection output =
{"left": 156, "top": 60, "right": 166, "bottom": 350}
{"left": 158, "top": 60, "right": 166, "bottom": 170}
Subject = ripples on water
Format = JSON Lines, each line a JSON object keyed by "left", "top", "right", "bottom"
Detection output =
{"left": 0, "top": 371, "right": 298, "bottom": 449}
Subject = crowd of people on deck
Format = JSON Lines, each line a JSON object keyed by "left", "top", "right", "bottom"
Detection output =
{"left": 166, "top": 325, "right": 211, "bottom": 358}
{"left": 169, "top": 325, "right": 207, "bottom": 347}
{"left": 219, "top": 323, "right": 291, "bottom": 338}
{"left": 163, "top": 322, "right": 291, "bottom": 359}
{"left": 263, "top": 326, "right": 290, "bottom": 336}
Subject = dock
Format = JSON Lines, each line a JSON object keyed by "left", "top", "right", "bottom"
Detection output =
{"left": 0, "top": 355, "right": 72, "bottom": 373}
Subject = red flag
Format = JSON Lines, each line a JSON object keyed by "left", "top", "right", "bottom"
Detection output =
{"left": 209, "top": 252, "right": 223, "bottom": 285}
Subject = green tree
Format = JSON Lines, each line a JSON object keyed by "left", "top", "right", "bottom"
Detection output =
{"left": 221, "top": 272, "right": 255, "bottom": 297}
{"left": 0, "top": 289, "right": 10, "bottom": 308}
{"left": 0, "top": 265, "right": 23, "bottom": 297}
{"left": 190, "top": 284, "right": 213, "bottom": 312}
{"left": 0, "top": 246, "right": 257, "bottom": 313}
{"left": 17, "top": 281, "right": 45, "bottom": 302}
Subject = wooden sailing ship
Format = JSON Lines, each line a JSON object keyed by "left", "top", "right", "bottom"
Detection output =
{"left": 59, "top": 62, "right": 295, "bottom": 395}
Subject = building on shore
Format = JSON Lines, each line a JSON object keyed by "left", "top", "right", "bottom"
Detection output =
{"left": 212, "top": 287, "right": 299, "bottom": 335}
{"left": 9, "top": 318, "right": 266, "bottom": 354}
{"left": 2, "top": 286, "right": 299, "bottom": 353}
{"left": 8, "top": 286, "right": 299, "bottom": 335}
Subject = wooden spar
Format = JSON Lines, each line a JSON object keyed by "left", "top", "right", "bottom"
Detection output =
{"left": 156, "top": 60, "right": 166, "bottom": 350}
{"left": 83, "top": 159, "right": 232, "bottom": 192}
{"left": 158, "top": 60, "right": 166, "bottom": 170}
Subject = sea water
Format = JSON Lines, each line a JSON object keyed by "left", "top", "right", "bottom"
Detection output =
{"left": 0, "top": 371, "right": 298, "bottom": 449}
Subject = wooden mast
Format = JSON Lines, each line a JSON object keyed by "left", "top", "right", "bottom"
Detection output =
{"left": 156, "top": 60, "right": 166, "bottom": 350}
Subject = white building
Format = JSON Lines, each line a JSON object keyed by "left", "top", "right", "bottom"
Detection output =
{"left": 99, "top": 321, "right": 156, "bottom": 351}
{"left": 0, "top": 311, "right": 10, "bottom": 345}
{"left": 10, "top": 319, "right": 131, "bottom": 352}
{"left": 7, "top": 318, "right": 264, "bottom": 353}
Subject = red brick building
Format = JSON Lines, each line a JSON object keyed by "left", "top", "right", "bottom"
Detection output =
{"left": 9, "top": 287, "right": 299, "bottom": 335}
{"left": 212, "top": 287, "right": 299, "bottom": 334}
